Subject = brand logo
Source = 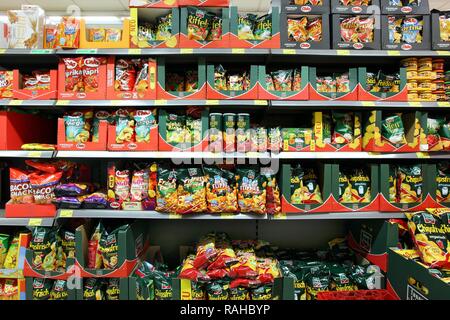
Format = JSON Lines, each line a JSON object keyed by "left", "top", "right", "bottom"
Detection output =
{"left": 401, "top": 44, "right": 412, "bottom": 50}
{"left": 401, "top": 6, "right": 413, "bottom": 13}
{"left": 76, "top": 143, "right": 86, "bottom": 149}
{"left": 300, "top": 42, "right": 311, "bottom": 49}
{"left": 84, "top": 57, "right": 100, "bottom": 68}
{"left": 301, "top": 5, "right": 312, "bottom": 12}
{"left": 65, "top": 59, "right": 78, "bottom": 70}
{"left": 77, "top": 92, "right": 87, "bottom": 98}
{"left": 128, "top": 143, "right": 137, "bottom": 150}
{"left": 353, "top": 43, "right": 364, "bottom": 49}
{"left": 352, "top": 6, "right": 363, "bottom": 13}
{"left": 110, "top": 202, "right": 120, "bottom": 209}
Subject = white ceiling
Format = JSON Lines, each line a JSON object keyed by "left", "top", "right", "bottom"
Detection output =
{"left": 0, "top": 0, "right": 448, "bottom": 13}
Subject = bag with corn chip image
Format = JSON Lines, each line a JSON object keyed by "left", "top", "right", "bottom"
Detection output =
{"left": 381, "top": 115, "right": 407, "bottom": 145}
{"left": 398, "top": 165, "right": 422, "bottom": 203}
{"left": 348, "top": 168, "right": 371, "bottom": 203}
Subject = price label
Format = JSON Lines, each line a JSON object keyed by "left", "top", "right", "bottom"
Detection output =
{"left": 416, "top": 152, "right": 430, "bottom": 159}
{"left": 110, "top": 100, "right": 123, "bottom": 106}
{"left": 154, "top": 100, "right": 168, "bottom": 106}
{"left": 0, "top": 49, "right": 6, "bottom": 54}
{"left": 336, "top": 50, "right": 350, "bottom": 56}
{"left": 27, "top": 151, "right": 42, "bottom": 158}
{"left": 9, "top": 100, "right": 23, "bottom": 106}
{"left": 409, "top": 102, "right": 422, "bottom": 107}
{"left": 28, "top": 218, "right": 43, "bottom": 226}
{"left": 387, "top": 51, "right": 401, "bottom": 56}
{"left": 254, "top": 100, "right": 267, "bottom": 106}
{"left": 232, "top": 48, "right": 245, "bottom": 54}
{"left": 361, "top": 101, "right": 375, "bottom": 106}
{"left": 169, "top": 214, "right": 182, "bottom": 219}
{"left": 180, "top": 48, "right": 193, "bottom": 54}
{"left": 437, "top": 51, "right": 450, "bottom": 56}
{"left": 56, "top": 100, "right": 70, "bottom": 106}
{"left": 220, "top": 213, "right": 235, "bottom": 219}
{"left": 274, "top": 213, "right": 287, "bottom": 220}
{"left": 368, "top": 152, "right": 381, "bottom": 156}
{"left": 59, "top": 210, "right": 74, "bottom": 218}
{"left": 128, "top": 48, "right": 141, "bottom": 55}
{"left": 206, "top": 100, "right": 219, "bottom": 105}
{"left": 76, "top": 49, "right": 97, "bottom": 54}
{"left": 282, "top": 49, "right": 296, "bottom": 55}
{"left": 31, "top": 49, "right": 53, "bottom": 54}
{"left": 438, "top": 102, "right": 450, "bottom": 107}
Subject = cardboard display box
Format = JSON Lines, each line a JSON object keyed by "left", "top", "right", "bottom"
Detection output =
{"left": 313, "top": 111, "right": 362, "bottom": 152}
{"left": 281, "top": 0, "right": 331, "bottom": 14}
{"left": 158, "top": 108, "right": 209, "bottom": 151}
{"left": 13, "top": 70, "right": 58, "bottom": 100}
{"left": 381, "top": 14, "right": 431, "bottom": 51}
{"left": 157, "top": 57, "right": 207, "bottom": 100}
{"left": 380, "top": 0, "right": 430, "bottom": 15}
{"left": 179, "top": 0, "right": 229, "bottom": 6}
{"left": 106, "top": 57, "right": 157, "bottom": 100}
{"left": 5, "top": 201, "right": 57, "bottom": 218}
{"left": 229, "top": 6, "right": 280, "bottom": 48}
{"left": 309, "top": 67, "right": 358, "bottom": 100}
{"left": 23, "top": 251, "right": 74, "bottom": 279}
{"left": 347, "top": 220, "right": 398, "bottom": 272}
{"left": 362, "top": 110, "right": 426, "bottom": 152}
{"left": 74, "top": 220, "right": 150, "bottom": 278}
{"left": 332, "top": 14, "right": 381, "bottom": 50}
{"left": 331, "top": 163, "right": 380, "bottom": 212}
{"left": 425, "top": 162, "right": 450, "bottom": 209}
{"left": 358, "top": 67, "right": 408, "bottom": 101}
{"left": 331, "top": 0, "right": 381, "bottom": 14}
{"left": 431, "top": 12, "right": 450, "bottom": 50}
{"left": 129, "top": 0, "right": 178, "bottom": 8}
{"left": 387, "top": 248, "right": 450, "bottom": 300}
{"left": 280, "top": 13, "right": 331, "bottom": 49}
{"left": 179, "top": 7, "right": 230, "bottom": 48}
{"left": 258, "top": 66, "right": 309, "bottom": 100}
{"left": 79, "top": 19, "right": 130, "bottom": 49}
{"left": 280, "top": 162, "right": 335, "bottom": 214}
{"left": 58, "top": 118, "right": 108, "bottom": 151}
{"left": 108, "top": 124, "right": 158, "bottom": 152}
{"left": 0, "top": 233, "right": 30, "bottom": 279}
{"left": 130, "top": 8, "right": 180, "bottom": 49}
{"left": 58, "top": 57, "right": 108, "bottom": 100}
{"left": 207, "top": 64, "right": 259, "bottom": 100}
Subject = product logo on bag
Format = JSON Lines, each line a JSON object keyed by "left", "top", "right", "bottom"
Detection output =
{"left": 406, "top": 285, "right": 428, "bottom": 300}
{"left": 401, "top": 6, "right": 413, "bottom": 13}
{"left": 76, "top": 92, "right": 87, "bottom": 98}
{"left": 84, "top": 57, "right": 100, "bottom": 68}
{"left": 128, "top": 143, "right": 137, "bottom": 150}
{"left": 353, "top": 43, "right": 364, "bottom": 49}
{"left": 122, "top": 92, "right": 133, "bottom": 99}
{"left": 76, "top": 143, "right": 86, "bottom": 149}
{"left": 352, "top": 6, "right": 363, "bottom": 13}
{"left": 300, "top": 42, "right": 311, "bottom": 49}
{"left": 301, "top": 6, "right": 312, "bottom": 12}
{"left": 401, "top": 43, "right": 412, "bottom": 50}
{"left": 110, "top": 201, "right": 120, "bottom": 209}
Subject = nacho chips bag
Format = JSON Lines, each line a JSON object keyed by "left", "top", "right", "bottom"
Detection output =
{"left": 204, "top": 167, "right": 238, "bottom": 213}
{"left": 156, "top": 166, "right": 178, "bottom": 213}
{"left": 236, "top": 168, "right": 266, "bottom": 214}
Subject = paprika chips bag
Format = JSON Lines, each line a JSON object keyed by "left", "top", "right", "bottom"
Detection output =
{"left": 236, "top": 168, "right": 266, "bottom": 214}
{"left": 381, "top": 115, "right": 407, "bottom": 145}
{"left": 88, "top": 222, "right": 105, "bottom": 269}
{"left": 204, "top": 167, "right": 238, "bottom": 213}
{"left": 187, "top": 7, "right": 211, "bottom": 41}
{"left": 30, "top": 227, "right": 58, "bottom": 271}
{"left": 63, "top": 57, "right": 83, "bottom": 92}
{"left": 179, "top": 255, "right": 210, "bottom": 281}
{"left": 156, "top": 166, "right": 178, "bottom": 213}
{"left": 436, "top": 162, "right": 450, "bottom": 203}
{"left": 398, "top": 165, "right": 422, "bottom": 203}
{"left": 176, "top": 167, "right": 207, "bottom": 214}
{"left": 406, "top": 210, "right": 450, "bottom": 269}
{"left": 261, "top": 167, "right": 281, "bottom": 215}
{"left": 83, "top": 56, "right": 104, "bottom": 93}
{"left": 10, "top": 168, "right": 33, "bottom": 204}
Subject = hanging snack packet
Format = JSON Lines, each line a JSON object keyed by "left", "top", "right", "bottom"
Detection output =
{"left": 436, "top": 162, "right": 450, "bottom": 203}
{"left": 381, "top": 115, "right": 407, "bottom": 144}
{"left": 156, "top": 166, "right": 178, "bottom": 213}
{"left": 30, "top": 227, "right": 58, "bottom": 271}
{"left": 63, "top": 57, "right": 83, "bottom": 92}
{"left": 177, "top": 167, "right": 207, "bottom": 214}
{"left": 58, "top": 17, "right": 80, "bottom": 48}
{"left": 398, "top": 165, "right": 422, "bottom": 203}
{"left": 29, "top": 171, "right": 63, "bottom": 204}
{"left": 271, "top": 70, "right": 293, "bottom": 92}
{"left": 134, "top": 110, "right": 155, "bottom": 143}
{"left": 100, "top": 224, "right": 128, "bottom": 269}
{"left": 349, "top": 168, "right": 371, "bottom": 203}
{"left": 214, "top": 65, "right": 228, "bottom": 90}
{"left": 388, "top": 16, "right": 403, "bottom": 44}
{"left": 236, "top": 168, "right": 266, "bottom": 214}
{"left": 287, "top": 17, "right": 308, "bottom": 42}
{"left": 206, "top": 15, "right": 222, "bottom": 41}
{"left": 238, "top": 14, "right": 257, "bottom": 40}
{"left": 332, "top": 112, "right": 354, "bottom": 144}
{"left": 88, "top": 222, "right": 105, "bottom": 269}
{"left": 406, "top": 211, "right": 450, "bottom": 268}
{"left": 10, "top": 168, "right": 33, "bottom": 204}
{"left": 254, "top": 14, "right": 272, "bottom": 40}
{"left": 204, "top": 167, "right": 238, "bottom": 213}
{"left": 187, "top": 7, "right": 211, "bottom": 41}
{"left": 155, "top": 13, "right": 173, "bottom": 41}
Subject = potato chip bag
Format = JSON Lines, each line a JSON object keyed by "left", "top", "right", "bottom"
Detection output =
{"left": 29, "top": 171, "right": 63, "bottom": 204}
{"left": 308, "top": 17, "right": 323, "bottom": 41}
{"left": 436, "top": 162, "right": 450, "bottom": 203}
{"left": 439, "top": 13, "right": 450, "bottom": 42}
{"left": 271, "top": 70, "right": 293, "bottom": 92}
{"left": 10, "top": 168, "right": 33, "bottom": 204}
{"left": 114, "top": 170, "right": 130, "bottom": 202}
{"left": 388, "top": 16, "right": 403, "bottom": 44}
{"left": 176, "top": 167, "right": 207, "bottom": 214}
{"left": 261, "top": 167, "right": 281, "bottom": 215}
{"left": 348, "top": 168, "right": 371, "bottom": 203}
{"left": 83, "top": 277, "right": 105, "bottom": 300}
{"left": 214, "top": 64, "right": 228, "bottom": 90}
{"left": 89, "top": 28, "right": 105, "bottom": 42}
{"left": 402, "top": 17, "right": 423, "bottom": 44}
{"left": 156, "top": 166, "right": 178, "bottom": 213}
{"left": 290, "top": 165, "right": 304, "bottom": 205}
{"left": 236, "top": 168, "right": 266, "bottom": 214}
{"left": 155, "top": 12, "right": 173, "bottom": 41}
{"left": 83, "top": 56, "right": 104, "bottom": 93}
{"left": 134, "top": 110, "right": 155, "bottom": 143}
{"left": 63, "top": 57, "right": 83, "bottom": 92}
{"left": 398, "top": 165, "right": 422, "bottom": 203}
{"left": 100, "top": 224, "right": 128, "bottom": 269}
{"left": 0, "top": 234, "right": 10, "bottom": 269}
{"left": 30, "top": 227, "right": 58, "bottom": 271}
{"left": 338, "top": 169, "right": 352, "bottom": 203}
{"left": 238, "top": 14, "right": 256, "bottom": 40}
{"left": 88, "top": 222, "right": 105, "bottom": 269}
{"left": 179, "top": 255, "right": 210, "bottom": 281}
{"left": 64, "top": 111, "right": 90, "bottom": 143}
{"left": 106, "top": 28, "right": 122, "bottom": 42}
{"left": 406, "top": 211, "right": 450, "bottom": 269}
{"left": 0, "top": 71, "right": 14, "bottom": 98}
{"left": 254, "top": 14, "right": 272, "bottom": 40}
{"left": 332, "top": 112, "right": 354, "bottom": 145}
{"left": 389, "top": 165, "right": 398, "bottom": 203}
{"left": 49, "top": 280, "right": 68, "bottom": 300}
{"left": 340, "top": 16, "right": 359, "bottom": 42}
{"left": 187, "top": 7, "right": 211, "bottom": 41}
{"left": 287, "top": 17, "right": 308, "bottom": 42}
{"left": 204, "top": 167, "right": 238, "bottom": 213}
{"left": 58, "top": 229, "right": 75, "bottom": 269}
{"left": 206, "top": 15, "right": 222, "bottom": 41}
{"left": 302, "top": 168, "right": 323, "bottom": 204}
{"left": 186, "top": 116, "right": 202, "bottom": 145}
{"left": 32, "top": 278, "right": 53, "bottom": 300}
{"left": 381, "top": 115, "right": 407, "bottom": 145}
{"left": 92, "top": 110, "right": 110, "bottom": 143}
{"left": 115, "top": 109, "right": 134, "bottom": 144}
{"left": 185, "top": 70, "right": 198, "bottom": 92}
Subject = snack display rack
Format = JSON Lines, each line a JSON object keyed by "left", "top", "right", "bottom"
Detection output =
{"left": 0, "top": 0, "right": 450, "bottom": 302}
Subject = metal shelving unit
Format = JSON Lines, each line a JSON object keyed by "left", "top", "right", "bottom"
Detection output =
{"left": 0, "top": 150, "right": 55, "bottom": 158}
{"left": 271, "top": 212, "right": 406, "bottom": 220}
{"left": 0, "top": 210, "right": 54, "bottom": 227}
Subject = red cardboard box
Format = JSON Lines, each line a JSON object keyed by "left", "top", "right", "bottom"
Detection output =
{"left": 178, "top": 0, "right": 229, "bottom": 6}
{"left": 57, "top": 118, "right": 108, "bottom": 151}
{"left": 5, "top": 201, "right": 56, "bottom": 218}
{"left": 13, "top": 70, "right": 58, "bottom": 100}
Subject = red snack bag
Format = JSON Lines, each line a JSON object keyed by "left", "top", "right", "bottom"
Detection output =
{"left": 115, "top": 170, "right": 130, "bottom": 201}
{"left": 63, "top": 57, "right": 83, "bottom": 92}
{"left": 25, "top": 160, "right": 58, "bottom": 174}
{"left": 115, "top": 59, "right": 137, "bottom": 92}
{"left": 230, "top": 278, "right": 260, "bottom": 288}
{"left": 229, "top": 254, "right": 258, "bottom": 279}
{"left": 340, "top": 16, "right": 359, "bottom": 42}
{"left": 33, "top": 71, "right": 51, "bottom": 90}
{"left": 357, "top": 17, "right": 374, "bottom": 43}
{"left": 207, "top": 268, "right": 230, "bottom": 280}
{"left": 29, "top": 171, "right": 63, "bottom": 204}
{"left": 207, "top": 248, "right": 238, "bottom": 270}
{"left": 10, "top": 168, "right": 34, "bottom": 204}
{"left": 179, "top": 255, "right": 211, "bottom": 281}
{"left": 0, "top": 71, "right": 13, "bottom": 98}
{"left": 22, "top": 75, "right": 38, "bottom": 90}
{"left": 83, "top": 57, "right": 104, "bottom": 93}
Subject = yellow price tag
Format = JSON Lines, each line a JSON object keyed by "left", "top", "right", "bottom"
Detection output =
{"left": 254, "top": 100, "right": 267, "bottom": 105}
{"left": 180, "top": 279, "right": 192, "bottom": 300}
{"left": 438, "top": 102, "right": 450, "bottom": 107}
{"left": 154, "top": 100, "right": 168, "bottom": 106}
{"left": 128, "top": 48, "right": 141, "bottom": 55}
{"left": 28, "top": 151, "right": 42, "bottom": 158}
{"left": 282, "top": 49, "right": 296, "bottom": 55}
{"left": 28, "top": 218, "right": 42, "bottom": 226}
{"left": 416, "top": 152, "right": 430, "bottom": 158}
{"left": 437, "top": 51, "right": 450, "bottom": 56}
{"left": 169, "top": 214, "right": 182, "bottom": 219}
{"left": 232, "top": 48, "right": 245, "bottom": 54}
{"left": 110, "top": 100, "right": 123, "bottom": 106}
{"left": 0, "top": 49, "right": 6, "bottom": 54}
{"left": 409, "top": 102, "right": 422, "bottom": 107}
{"left": 56, "top": 100, "right": 70, "bottom": 106}
{"left": 361, "top": 101, "right": 375, "bottom": 106}
{"left": 336, "top": 50, "right": 350, "bottom": 56}
{"left": 274, "top": 213, "right": 287, "bottom": 220}
{"left": 368, "top": 152, "right": 381, "bottom": 156}
{"left": 59, "top": 210, "right": 74, "bottom": 218}
{"left": 387, "top": 51, "right": 401, "bottom": 56}
{"left": 206, "top": 100, "right": 219, "bottom": 105}
{"left": 220, "top": 213, "right": 235, "bottom": 219}
{"left": 9, "top": 100, "right": 23, "bottom": 106}
{"left": 180, "top": 48, "right": 193, "bottom": 54}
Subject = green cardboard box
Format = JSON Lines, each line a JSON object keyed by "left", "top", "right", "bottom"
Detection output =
{"left": 425, "top": 162, "right": 450, "bottom": 209}
{"left": 358, "top": 67, "right": 408, "bottom": 101}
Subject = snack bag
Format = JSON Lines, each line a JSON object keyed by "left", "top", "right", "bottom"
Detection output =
{"left": 106, "top": 278, "right": 120, "bottom": 300}
{"left": 177, "top": 167, "right": 207, "bottom": 214}
{"left": 204, "top": 167, "right": 238, "bottom": 213}
{"left": 64, "top": 112, "right": 91, "bottom": 143}
{"left": 439, "top": 14, "right": 450, "bottom": 42}
{"left": 427, "top": 117, "right": 444, "bottom": 149}
{"left": 91, "top": 111, "right": 110, "bottom": 143}
{"left": 336, "top": 73, "right": 350, "bottom": 92}
{"left": 206, "top": 15, "right": 222, "bottom": 41}
{"left": 10, "top": 168, "right": 33, "bottom": 204}
{"left": 134, "top": 110, "right": 155, "bottom": 143}
{"left": 302, "top": 167, "right": 323, "bottom": 204}
{"left": 166, "top": 72, "right": 185, "bottom": 91}
{"left": 340, "top": 16, "right": 359, "bottom": 42}
{"left": 32, "top": 278, "right": 53, "bottom": 300}
{"left": 436, "top": 162, "right": 450, "bottom": 203}
{"left": 49, "top": 280, "right": 68, "bottom": 300}
{"left": 179, "top": 255, "right": 210, "bottom": 282}
{"left": 138, "top": 23, "right": 155, "bottom": 43}
{"left": 63, "top": 57, "right": 83, "bottom": 92}
{"left": 130, "top": 170, "right": 146, "bottom": 202}
{"left": 30, "top": 227, "right": 58, "bottom": 271}
{"left": 358, "top": 17, "right": 374, "bottom": 43}
{"left": 156, "top": 166, "right": 178, "bottom": 213}
{"left": 83, "top": 278, "right": 105, "bottom": 300}
{"left": 381, "top": 115, "right": 407, "bottom": 145}
{"left": 398, "top": 165, "right": 422, "bottom": 203}
{"left": 100, "top": 224, "right": 128, "bottom": 269}
{"left": 271, "top": 70, "right": 293, "bottom": 92}
{"left": 290, "top": 166, "right": 304, "bottom": 204}
{"left": 332, "top": 112, "right": 354, "bottom": 144}
{"left": 287, "top": 18, "right": 308, "bottom": 42}
{"left": 0, "top": 234, "right": 10, "bottom": 269}
{"left": 106, "top": 28, "right": 122, "bottom": 42}
{"left": 0, "top": 71, "right": 13, "bottom": 98}
{"left": 254, "top": 14, "right": 272, "bottom": 40}
{"left": 214, "top": 65, "right": 228, "bottom": 90}
{"left": 166, "top": 113, "right": 186, "bottom": 144}
{"left": 186, "top": 116, "right": 202, "bottom": 145}
{"left": 83, "top": 56, "right": 104, "bottom": 92}
{"left": 7, "top": 6, "right": 43, "bottom": 49}
{"left": 44, "top": 25, "right": 58, "bottom": 49}
{"left": 406, "top": 210, "right": 450, "bottom": 268}
{"left": 349, "top": 168, "right": 371, "bottom": 203}
{"left": 185, "top": 70, "right": 198, "bottom": 92}
{"left": 58, "top": 229, "right": 75, "bottom": 269}
{"left": 388, "top": 16, "right": 403, "bottom": 44}
{"left": 207, "top": 281, "right": 229, "bottom": 300}
{"left": 29, "top": 171, "right": 63, "bottom": 204}
{"left": 402, "top": 17, "right": 423, "bottom": 44}
{"left": 261, "top": 167, "right": 281, "bottom": 215}
{"left": 308, "top": 17, "right": 323, "bottom": 41}
{"left": 155, "top": 13, "right": 173, "bottom": 41}
{"left": 238, "top": 14, "right": 256, "bottom": 40}
{"left": 3, "top": 236, "right": 19, "bottom": 270}
{"left": 115, "top": 109, "right": 134, "bottom": 144}
{"left": 115, "top": 59, "right": 137, "bottom": 91}
{"left": 389, "top": 165, "right": 398, "bottom": 203}
{"left": 236, "top": 168, "right": 266, "bottom": 214}
{"left": 187, "top": 7, "right": 211, "bottom": 41}
{"left": 58, "top": 16, "right": 80, "bottom": 48}
{"left": 338, "top": 169, "right": 352, "bottom": 202}
{"left": 88, "top": 222, "right": 105, "bottom": 269}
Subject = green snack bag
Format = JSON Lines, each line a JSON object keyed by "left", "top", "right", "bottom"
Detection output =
{"left": 0, "top": 234, "right": 10, "bottom": 268}
{"left": 271, "top": 70, "right": 293, "bottom": 92}
{"left": 229, "top": 286, "right": 249, "bottom": 300}
{"left": 186, "top": 116, "right": 202, "bottom": 145}
{"left": 290, "top": 165, "right": 304, "bottom": 205}
{"left": 83, "top": 278, "right": 105, "bottom": 300}
{"left": 100, "top": 224, "right": 129, "bottom": 269}
{"left": 155, "top": 12, "right": 173, "bottom": 41}
{"left": 49, "top": 280, "right": 68, "bottom": 300}
{"left": 251, "top": 285, "right": 272, "bottom": 300}
{"left": 305, "top": 270, "right": 330, "bottom": 300}
{"left": 207, "top": 281, "right": 229, "bottom": 300}
{"left": 254, "top": 14, "right": 272, "bottom": 40}
{"left": 191, "top": 281, "right": 206, "bottom": 300}
{"left": 322, "top": 113, "right": 332, "bottom": 144}
{"left": 381, "top": 115, "right": 407, "bottom": 145}
{"left": 206, "top": 15, "right": 223, "bottom": 41}
{"left": 166, "top": 113, "right": 185, "bottom": 144}
{"left": 32, "top": 278, "right": 53, "bottom": 300}
{"left": 238, "top": 14, "right": 257, "bottom": 40}
{"left": 366, "top": 72, "right": 377, "bottom": 92}
{"left": 329, "top": 263, "right": 357, "bottom": 291}
{"left": 30, "top": 227, "right": 58, "bottom": 271}
{"left": 106, "top": 278, "right": 121, "bottom": 300}
{"left": 436, "top": 162, "right": 450, "bottom": 203}
{"left": 156, "top": 165, "right": 178, "bottom": 213}
{"left": 214, "top": 64, "right": 228, "bottom": 90}
{"left": 59, "top": 228, "right": 75, "bottom": 269}
{"left": 332, "top": 112, "right": 354, "bottom": 144}
{"left": 153, "top": 270, "right": 175, "bottom": 300}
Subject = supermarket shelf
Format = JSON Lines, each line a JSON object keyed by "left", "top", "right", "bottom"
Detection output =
{"left": 0, "top": 210, "right": 54, "bottom": 227}
{"left": 0, "top": 99, "right": 56, "bottom": 107}
{"left": 55, "top": 48, "right": 271, "bottom": 56}
{"left": 271, "top": 212, "right": 406, "bottom": 220}
{"left": 274, "top": 152, "right": 450, "bottom": 159}
{"left": 55, "top": 151, "right": 272, "bottom": 159}
{"left": 271, "top": 49, "right": 450, "bottom": 57}
{"left": 0, "top": 49, "right": 55, "bottom": 55}
{"left": 53, "top": 99, "right": 268, "bottom": 107}
{"left": 56, "top": 209, "right": 267, "bottom": 220}
{"left": 270, "top": 100, "right": 450, "bottom": 110}
{"left": 0, "top": 150, "right": 55, "bottom": 158}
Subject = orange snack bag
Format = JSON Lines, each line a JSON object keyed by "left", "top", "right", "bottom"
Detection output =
{"left": 58, "top": 17, "right": 80, "bottom": 48}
